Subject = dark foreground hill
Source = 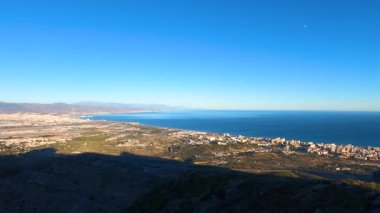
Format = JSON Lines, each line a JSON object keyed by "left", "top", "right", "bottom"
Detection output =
{"left": 0, "top": 148, "right": 379, "bottom": 212}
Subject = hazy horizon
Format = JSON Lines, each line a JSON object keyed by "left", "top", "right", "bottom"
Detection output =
{"left": 1, "top": 1, "right": 379, "bottom": 111}
{"left": 1, "top": 100, "right": 380, "bottom": 112}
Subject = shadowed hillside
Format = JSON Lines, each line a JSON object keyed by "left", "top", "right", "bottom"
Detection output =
{"left": 0, "top": 148, "right": 379, "bottom": 212}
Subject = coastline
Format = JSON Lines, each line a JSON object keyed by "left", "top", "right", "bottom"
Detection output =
{"left": 0, "top": 112, "right": 378, "bottom": 163}
{"left": 1, "top": 112, "right": 379, "bottom": 211}
{"left": 84, "top": 113, "right": 380, "bottom": 162}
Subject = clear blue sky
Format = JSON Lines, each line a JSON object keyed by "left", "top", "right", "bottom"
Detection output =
{"left": 1, "top": 0, "right": 379, "bottom": 110}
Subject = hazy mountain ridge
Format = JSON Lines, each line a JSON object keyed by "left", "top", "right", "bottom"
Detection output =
{"left": 74, "top": 101, "right": 174, "bottom": 111}
{"left": 0, "top": 101, "right": 173, "bottom": 114}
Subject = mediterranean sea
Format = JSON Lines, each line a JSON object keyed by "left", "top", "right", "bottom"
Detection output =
{"left": 90, "top": 110, "right": 380, "bottom": 147}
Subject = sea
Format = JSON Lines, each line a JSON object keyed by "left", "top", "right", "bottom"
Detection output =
{"left": 89, "top": 110, "right": 380, "bottom": 147}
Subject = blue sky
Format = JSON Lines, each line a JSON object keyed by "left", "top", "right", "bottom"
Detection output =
{"left": 0, "top": 0, "right": 379, "bottom": 110}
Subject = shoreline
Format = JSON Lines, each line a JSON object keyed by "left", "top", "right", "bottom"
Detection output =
{"left": 83, "top": 113, "right": 380, "bottom": 161}
{"left": 85, "top": 113, "right": 380, "bottom": 149}
{"left": 0, "top": 112, "right": 378, "bottom": 162}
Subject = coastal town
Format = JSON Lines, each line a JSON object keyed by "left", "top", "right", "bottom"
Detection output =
{"left": 0, "top": 113, "right": 379, "bottom": 212}
{"left": 169, "top": 130, "right": 380, "bottom": 161}
{"left": 1, "top": 113, "right": 379, "bottom": 162}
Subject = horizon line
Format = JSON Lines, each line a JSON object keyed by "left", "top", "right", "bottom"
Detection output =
{"left": 1, "top": 100, "right": 379, "bottom": 113}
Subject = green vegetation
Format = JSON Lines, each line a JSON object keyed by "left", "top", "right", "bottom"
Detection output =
{"left": 51, "top": 133, "right": 118, "bottom": 155}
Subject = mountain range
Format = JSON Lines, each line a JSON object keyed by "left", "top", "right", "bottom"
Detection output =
{"left": 0, "top": 101, "right": 174, "bottom": 114}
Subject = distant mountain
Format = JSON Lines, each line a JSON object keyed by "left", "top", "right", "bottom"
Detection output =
{"left": 74, "top": 101, "right": 173, "bottom": 111}
{"left": 0, "top": 102, "right": 77, "bottom": 114}
{"left": 0, "top": 101, "right": 173, "bottom": 114}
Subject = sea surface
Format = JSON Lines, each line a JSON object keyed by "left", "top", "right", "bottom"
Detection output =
{"left": 89, "top": 110, "right": 380, "bottom": 147}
